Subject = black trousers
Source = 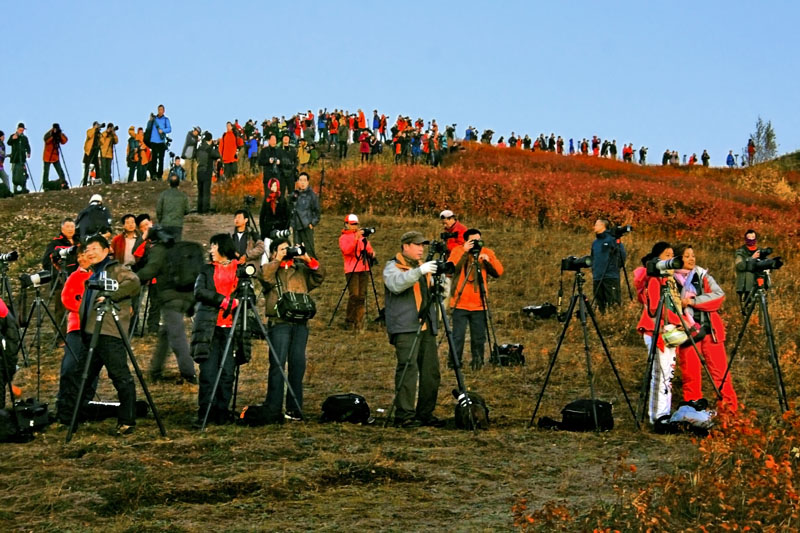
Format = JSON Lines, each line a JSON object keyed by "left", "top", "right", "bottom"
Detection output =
{"left": 150, "top": 143, "right": 166, "bottom": 180}
{"left": 197, "top": 171, "right": 212, "bottom": 213}
{"left": 593, "top": 278, "right": 621, "bottom": 313}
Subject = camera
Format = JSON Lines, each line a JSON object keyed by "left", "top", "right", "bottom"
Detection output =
{"left": 0, "top": 250, "right": 19, "bottom": 263}
{"left": 561, "top": 255, "right": 592, "bottom": 272}
{"left": 243, "top": 195, "right": 256, "bottom": 206}
{"left": 758, "top": 247, "right": 773, "bottom": 258}
{"left": 441, "top": 231, "right": 458, "bottom": 241}
{"left": 165, "top": 136, "right": 173, "bottom": 147}
{"left": 270, "top": 229, "right": 291, "bottom": 240}
{"left": 523, "top": 303, "right": 557, "bottom": 319}
{"left": 53, "top": 245, "right": 78, "bottom": 264}
{"left": 610, "top": 224, "right": 633, "bottom": 239}
{"left": 20, "top": 270, "right": 51, "bottom": 289}
{"left": 96, "top": 122, "right": 106, "bottom": 129}
{"left": 168, "top": 151, "right": 176, "bottom": 158}
{"left": 427, "top": 240, "right": 448, "bottom": 257}
{"left": 237, "top": 262, "right": 257, "bottom": 278}
{"left": 745, "top": 256, "right": 784, "bottom": 273}
{"left": 361, "top": 227, "right": 376, "bottom": 237}
{"left": 493, "top": 344, "right": 525, "bottom": 367}
{"left": 434, "top": 260, "right": 456, "bottom": 276}
{"left": 469, "top": 239, "right": 484, "bottom": 255}
{"left": 86, "top": 277, "right": 119, "bottom": 293}
{"left": 109, "top": 124, "right": 119, "bottom": 132}
{"left": 646, "top": 256, "right": 684, "bottom": 277}
{"left": 285, "top": 244, "right": 306, "bottom": 259}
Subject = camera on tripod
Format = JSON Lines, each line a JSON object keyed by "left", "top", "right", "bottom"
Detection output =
{"left": 361, "top": 227, "right": 376, "bottom": 237}
{"left": 0, "top": 250, "right": 19, "bottom": 263}
{"left": 20, "top": 270, "right": 51, "bottom": 289}
{"left": 610, "top": 224, "right": 633, "bottom": 239}
{"left": 270, "top": 229, "right": 291, "bottom": 240}
{"left": 54, "top": 245, "right": 78, "bottom": 264}
{"left": 425, "top": 241, "right": 456, "bottom": 276}
{"left": 561, "top": 255, "right": 592, "bottom": 272}
{"left": 237, "top": 263, "right": 257, "bottom": 278}
{"left": 285, "top": 244, "right": 306, "bottom": 259}
{"left": 646, "top": 256, "right": 683, "bottom": 277}
{"left": 243, "top": 195, "right": 256, "bottom": 207}
{"left": 745, "top": 248, "right": 784, "bottom": 273}
{"left": 469, "top": 239, "right": 484, "bottom": 256}
{"left": 86, "top": 277, "right": 119, "bottom": 293}
{"left": 440, "top": 231, "right": 458, "bottom": 241}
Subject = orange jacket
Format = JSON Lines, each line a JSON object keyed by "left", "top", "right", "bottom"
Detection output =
{"left": 43, "top": 131, "right": 68, "bottom": 162}
{"left": 339, "top": 229, "right": 374, "bottom": 273}
{"left": 220, "top": 130, "right": 243, "bottom": 164}
{"left": 357, "top": 110, "right": 366, "bottom": 129}
{"left": 448, "top": 245, "right": 503, "bottom": 311}
{"left": 62, "top": 268, "right": 91, "bottom": 333}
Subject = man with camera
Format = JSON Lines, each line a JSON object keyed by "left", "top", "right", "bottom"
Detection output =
{"left": 383, "top": 231, "right": 443, "bottom": 428}
{"left": 157, "top": 173, "right": 190, "bottom": 241}
{"left": 8, "top": 123, "right": 31, "bottom": 194}
{"left": 290, "top": 172, "right": 320, "bottom": 258}
{"left": 181, "top": 126, "right": 201, "bottom": 182}
{"left": 41, "top": 217, "right": 79, "bottom": 328}
{"left": 258, "top": 133, "right": 287, "bottom": 197}
{"left": 260, "top": 239, "right": 325, "bottom": 423}
{"left": 82, "top": 121, "right": 104, "bottom": 186}
{"left": 232, "top": 210, "right": 265, "bottom": 269}
{"left": 280, "top": 133, "right": 298, "bottom": 192}
{"left": 99, "top": 123, "right": 119, "bottom": 184}
{"left": 57, "top": 234, "right": 141, "bottom": 435}
{"left": 338, "top": 214, "right": 376, "bottom": 331}
{"left": 146, "top": 105, "right": 172, "bottom": 180}
{"left": 591, "top": 218, "right": 626, "bottom": 313}
{"left": 219, "top": 122, "right": 244, "bottom": 180}
{"left": 42, "top": 123, "right": 68, "bottom": 188}
{"left": 734, "top": 229, "right": 764, "bottom": 309}
{"left": 196, "top": 132, "right": 220, "bottom": 214}
{"left": 448, "top": 229, "right": 504, "bottom": 370}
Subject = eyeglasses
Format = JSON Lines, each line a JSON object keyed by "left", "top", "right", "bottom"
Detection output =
{"left": 348, "top": 222, "right": 358, "bottom": 226}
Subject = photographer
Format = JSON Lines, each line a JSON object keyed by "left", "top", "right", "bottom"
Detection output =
{"left": 0, "top": 297, "right": 21, "bottom": 409}
{"left": 82, "top": 122, "right": 102, "bottom": 185}
{"left": 219, "top": 122, "right": 244, "bottom": 180}
{"left": 590, "top": 218, "right": 626, "bottom": 313}
{"left": 57, "top": 234, "right": 141, "bottom": 435}
{"left": 260, "top": 239, "right": 325, "bottom": 423}
{"left": 135, "top": 226, "right": 197, "bottom": 384}
{"left": 673, "top": 243, "right": 738, "bottom": 413}
{"left": 147, "top": 105, "right": 172, "bottom": 180}
{"left": 196, "top": 132, "right": 220, "bottom": 214}
{"left": 156, "top": 173, "right": 190, "bottom": 240}
{"left": 734, "top": 229, "right": 761, "bottom": 307}
{"left": 8, "top": 123, "right": 31, "bottom": 194}
{"left": 232, "top": 210, "right": 265, "bottom": 269}
{"left": 98, "top": 123, "right": 119, "bottom": 184}
{"left": 338, "top": 214, "right": 375, "bottom": 330}
{"left": 75, "top": 194, "right": 113, "bottom": 242}
{"left": 42, "top": 123, "right": 68, "bottom": 187}
{"left": 181, "top": 126, "right": 201, "bottom": 182}
{"left": 126, "top": 126, "right": 144, "bottom": 183}
{"left": 383, "top": 231, "right": 443, "bottom": 428}
{"left": 42, "top": 217, "right": 79, "bottom": 327}
{"left": 439, "top": 210, "right": 466, "bottom": 254}
{"left": 258, "top": 133, "right": 288, "bottom": 196}
{"left": 448, "top": 228, "right": 504, "bottom": 370}
{"left": 110, "top": 214, "right": 144, "bottom": 268}
{"left": 280, "top": 133, "right": 299, "bottom": 191}
{"left": 290, "top": 172, "right": 320, "bottom": 258}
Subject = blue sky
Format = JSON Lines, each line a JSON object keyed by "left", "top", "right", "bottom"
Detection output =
{"left": 2, "top": 1, "right": 797, "bottom": 189}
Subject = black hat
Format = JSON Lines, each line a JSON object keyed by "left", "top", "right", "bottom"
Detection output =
{"left": 203, "top": 132, "right": 212, "bottom": 141}
{"left": 0, "top": 130, "right": 4, "bottom": 137}
{"left": 53, "top": 123, "right": 60, "bottom": 129}
{"left": 17, "top": 122, "right": 25, "bottom": 130}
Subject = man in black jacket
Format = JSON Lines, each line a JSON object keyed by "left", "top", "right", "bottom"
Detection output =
{"left": 7, "top": 123, "right": 31, "bottom": 194}
{"left": 136, "top": 227, "right": 197, "bottom": 383}
{"left": 258, "top": 134, "right": 288, "bottom": 197}
{"left": 42, "top": 217, "right": 79, "bottom": 328}
{"left": 181, "top": 126, "right": 201, "bottom": 182}
{"left": 196, "top": 132, "right": 220, "bottom": 214}
{"left": 289, "top": 172, "right": 320, "bottom": 258}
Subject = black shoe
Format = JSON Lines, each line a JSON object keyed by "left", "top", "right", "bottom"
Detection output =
{"left": 178, "top": 374, "right": 198, "bottom": 385}
{"left": 284, "top": 411, "right": 303, "bottom": 422}
{"left": 470, "top": 358, "right": 485, "bottom": 370}
{"left": 420, "top": 416, "right": 446, "bottom": 428}
{"left": 116, "top": 424, "right": 135, "bottom": 436}
{"left": 394, "top": 418, "right": 422, "bottom": 429}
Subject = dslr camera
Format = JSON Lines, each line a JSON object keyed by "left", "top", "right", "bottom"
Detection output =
{"left": 745, "top": 247, "right": 784, "bottom": 273}
{"left": 243, "top": 195, "right": 256, "bottom": 207}
{"left": 469, "top": 239, "right": 484, "bottom": 256}
{"left": 561, "top": 255, "right": 592, "bottom": 272}
{"left": 86, "top": 277, "right": 119, "bottom": 293}
{"left": 646, "top": 256, "right": 683, "bottom": 277}
{"left": 523, "top": 303, "right": 557, "bottom": 319}
{"left": 270, "top": 229, "right": 291, "bottom": 240}
{"left": 610, "top": 224, "right": 633, "bottom": 239}
{"left": 237, "top": 262, "right": 257, "bottom": 278}
{"left": 285, "top": 244, "right": 306, "bottom": 259}
{"left": 361, "top": 227, "right": 376, "bottom": 237}
{"left": 20, "top": 270, "right": 51, "bottom": 289}
{"left": 0, "top": 250, "right": 19, "bottom": 263}
{"left": 441, "top": 231, "right": 458, "bottom": 241}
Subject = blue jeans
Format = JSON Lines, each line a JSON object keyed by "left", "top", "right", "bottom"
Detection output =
{"left": 265, "top": 321, "right": 308, "bottom": 417}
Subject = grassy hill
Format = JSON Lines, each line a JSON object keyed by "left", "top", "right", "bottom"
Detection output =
{"left": 0, "top": 146, "right": 798, "bottom": 531}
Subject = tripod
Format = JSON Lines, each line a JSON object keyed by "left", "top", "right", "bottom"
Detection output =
{"left": 113, "top": 146, "right": 122, "bottom": 184}
{"left": 66, "top": 297, "right": 166, "bottom": 443}
{"left": 637, "top": 276, "right": 722, "bottom": 424}
{"left": 450, "top": 251, "right": 500, "bottom": 368}
{"left": 0, "top": 262, "right": 29, "bottom": 367}
{"left": 328, "top": 244, "right": 383, "bottom": 327}
{"left": 384, "top": 260, "right": 477, "bottom": 430}
{"left": 529, "top": 270, "right": 640, "bottom": 430}
{"left": 57, "top": 145, "right": 73, "bottom": 187}
{"left": 720, "top": 275, "right": 788, "bottom": 412}
{"left": 200, "top": 276, "right": 301, "bottom": 431}
{"left": 24, "top": 161, "right": 38, "bottom": 193}
{"left": 131, "top": 281, "right": 153, "bottom": 337}
{"left": 19, "top": 284, "right": 78, "bottom": 401}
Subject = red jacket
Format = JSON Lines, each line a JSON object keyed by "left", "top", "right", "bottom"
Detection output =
{"left": 635, "top": 268, "right": 683, "bottom": 351}
{"left": 43, "top": 132, "right": 68, "bottom": 163}
{"left": 359, "top": 132, "right": 370, "bottom": 153}
{"left": 448, "top": 245, "right": 503, "bottom": 311}
{"left": 220, "top": 131, "right": 244, "bottom": 164}
{"left": 111, "top": 231, "right": 143, "bottom": 267}
{"left": 444, "top": 221, "right": 467, "bottom": 254}
{"left": 339, "top": 229, "right": 374, "bottom": 273}
{"left": 62, "top": 268, "right": 91, "bottom": 333}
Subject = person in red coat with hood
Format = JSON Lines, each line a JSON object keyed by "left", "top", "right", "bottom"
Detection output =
{"left": 43, "top": 123, "right": 68, "bottom": 185}
{"left": 338, "top": 214, "right": 375, "bottom": 330}
{"left": 219, "top": 122, "right": 244, "bottom": 180}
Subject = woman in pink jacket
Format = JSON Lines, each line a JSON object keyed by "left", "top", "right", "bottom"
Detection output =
{"left": 338, "top": 214, "right": 375, "bottom": 330}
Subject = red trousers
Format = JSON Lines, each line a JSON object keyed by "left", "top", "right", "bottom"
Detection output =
{"left": 678, "top": 336, "right": 738, "bottom": 412}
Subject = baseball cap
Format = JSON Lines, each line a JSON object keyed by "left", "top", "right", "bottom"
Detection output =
{"left": 17, "top": 122, "right": 25, "bottom": 130}
{"left": 89, "top": 194, "right": 103, "bottom": 204}
{"left": 439, "top": 209, "right": 455, "bottom": 219}
{"left": 345, "top": 214, "right": 359, "bottom": 224}
{"left": 400, "top": 231, "right": 430, "bottom": 245}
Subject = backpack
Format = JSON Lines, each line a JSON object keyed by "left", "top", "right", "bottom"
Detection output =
{"left": 0, "top": 398, "right": 50, "bottom": 443}
{"left": 143, "top": 118, "right": 155, "bottom": 148}
{"left": 453, "top": 390, "right": 489, "bottom": 430}
{"left": 237, "top": 404, "right": 281, "bottom": 426}
{"left": 76, "top": 204, "right": 111, "bottom": 241}
{"left": 166, "top": 241, "right": 205, "bottom": 291}
{"left": 560, "top": 399, "right": 614, "bottom": 432}
{"left": 320, "top": 393, "right": 372, "bottom": 424}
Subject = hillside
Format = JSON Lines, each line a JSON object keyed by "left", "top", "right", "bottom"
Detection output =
{"left": 0, "top": 147, "right": 798, "bottom": 531}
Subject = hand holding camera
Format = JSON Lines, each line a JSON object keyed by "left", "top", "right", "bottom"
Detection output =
{"left": 419, "top": 261, "right": 439, "bottom": 275}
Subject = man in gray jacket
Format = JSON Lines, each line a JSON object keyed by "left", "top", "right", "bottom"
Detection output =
{"left": 289, "top": 172, "right": 320, "bottom": 258}
{"left": 383, "top": 231, "right": 444, "bottom": 428}
{"left": 156, "top": 173, "right": 189, "bottom": 240}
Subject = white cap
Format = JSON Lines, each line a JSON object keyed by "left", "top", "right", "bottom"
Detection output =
{"left": 89, "top": 194, "right": 103, "bottom": 204}
{"left": 439, "top": 209, "right": 455, "bottom": 219}
{"left": 345, "top": 214, "right": 359, "bottom": 224}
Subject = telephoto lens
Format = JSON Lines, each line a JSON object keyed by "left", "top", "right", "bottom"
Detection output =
{"left": 0, "top": 250, "right": 19, "bottom": 262}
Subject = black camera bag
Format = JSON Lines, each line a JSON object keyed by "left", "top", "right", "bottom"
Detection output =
{"left": 237, "top": 404, "right": 280, "bottom": 426}
{"left": 274, "top": 272, "right": 316, "bottom": 323}
{"left": 320, "top": 393, "right": 372, "bottom": 424}
{"left": 0, "top": 398, "right": 50, "bottom": 442}
{"left": 167, "top": 241, "right": 206, "bottom": 291}
{"left": 560, "top": 399, "right": 613, "bottom": 432}
{"left": 492, "top": 344, "right": 525, "bottom": 366}
{"left": 454, "top": 390, "right": 489, "bottom": 430}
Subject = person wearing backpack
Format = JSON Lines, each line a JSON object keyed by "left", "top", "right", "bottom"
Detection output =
{"left": 135, "top": 226, "right": 198, "bottom": 384}
{"left": 75, "top": 194, "right": 113, "bottom": 242}
{"left": 156, "top": 173, "right": 190, "bottom": 241}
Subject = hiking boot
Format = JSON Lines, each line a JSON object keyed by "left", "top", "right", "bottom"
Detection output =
{"left": 419, "top": 416, "right": 446, "bottom": 428}
{"left": 394, "top": 418, "right": 422, "bottom": 429}
{"left": 470, "top": 358, "right": 485, "bottom": 371}
{"left": 178, "top": 374, "right": 198, "bottom": 385}
{"left": 116, "top": 424, "right": 135, "bottom": 436}
{"left": 284, "top": 411, "right": 303, "bottom": 422}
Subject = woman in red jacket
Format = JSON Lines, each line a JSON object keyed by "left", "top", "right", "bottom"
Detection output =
{"left": 338, "top": 214, "right": 375, "bottom": 330}
{"left": 673, "top": 243, "right": 738, "bottom": 413}
{"left": 359, "top": 131, "right": 370, "bottom": 163}
{"left": 219, "top": 122, "right": 243, "bottom": 180}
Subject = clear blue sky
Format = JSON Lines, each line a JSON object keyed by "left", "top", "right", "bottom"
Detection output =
{"left": 2, "top": 1, "right": 797, "bottom": 189}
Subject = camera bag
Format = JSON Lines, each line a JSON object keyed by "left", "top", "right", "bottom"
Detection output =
{"left": 320, "top": 393, "right": 372, "bottom": 424}
{"left": 453, "top": 390, "right": 490, "bottom": 430}
{"left": 560, "top": 399, "right": 614, "bottom": 432}
{"left": 0, "top": 183, "right": 12, "bottom": 199}
{"left": 274, "top": 271, "right": 316, "bottom": 323}
{"left": 166, "top": 241, "right": 206, "bottom": 291}
{"left": 0, "top": 398, "right": 50, "bottom": 442}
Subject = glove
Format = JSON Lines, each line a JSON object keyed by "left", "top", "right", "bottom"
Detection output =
{"left": 419, "top": 261, "right": 439, "bottom": 275}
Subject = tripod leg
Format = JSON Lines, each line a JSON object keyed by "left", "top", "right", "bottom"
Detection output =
{"left": 584, "top": 297, "right": 640, "bottom": 430}
{"left": 327, "top": 270, "right": 355, "bottom": 328}
{"left": 66, "top": 318, "right": 103, "bottom": 443}
{"left": 17, "top": 297, "right": 37, "bottom": 367}
{"left": 719, "top": 292, "right": 757, "bottom": 396}
{"left": 110, "top": 307, "right": 167, "bottom": 436}
{"left": 528, "top": 294, "right": 577, "bottom": 428}
{"left": 232, "top": 365, "right": 240, "bottom": 412}
{"left": 201, "top": 305, "right": 241, "bottom": 431}
{"left": 638, "top": 296, "right": 665, "bottom": 424}
{"left": 3, "top": 279, "right": 29, "bottom": 367}
{"left": 759, "top": 293, "right": 789, "bottom": 412}
{"left": 367, "top": 266, "right": 384, "bottom": 321}
{"left": 577, "top": 297, "right": 600, "bottom": 430}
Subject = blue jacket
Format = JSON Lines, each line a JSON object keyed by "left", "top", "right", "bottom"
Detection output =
{"left": 726, "top": 153, "right": 735, "bottom": 167}
{"left": 247, "top": 138, "right": 258, "bottom": 158}
{"left": 591, "top": 231, "right": 625, "bottom": 280}
{"left": 150, "top": 115, "right": 172, "bottom": 144}
{"left": 372, "top": 116, "right": 380, "bottom": 130}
